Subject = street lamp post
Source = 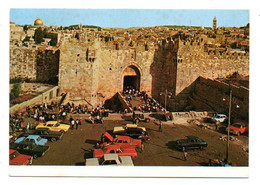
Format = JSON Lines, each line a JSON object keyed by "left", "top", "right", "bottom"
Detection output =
{"left": 226, "top": 89, "right": 232, "bottom": 164}
{"left": 160, "top": 89, "right": 172, "bottom": 112}
{"left": 223, "top": 87, "right": 240, "bottom": 165}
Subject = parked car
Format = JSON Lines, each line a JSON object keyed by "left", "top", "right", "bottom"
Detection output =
{"left": 96, "top": 132, "right": 143, "bottom": 151}
{"left": 94, "top": 145, "right": 137, "bottom": 159}
{"left": 15, "top": 135, "right": 48, "bottom": 146}
{"left": 113, "top": 124, "right": 149, "bottom": 141}
{"left": 122, "top": 111, "right": 150, "bottom": 123}
{"left": 18, "top": 128, "right": 63, "bottom": 142}
{"left": 150, "top": 111, "right": 173, "bottom": 121}
{"left": 35, "top": 121, "right": 70, "bottom": 133}
{"left": 9, "top": 149, "right": 33, "bottom": 165}
{"left": 212, "top": 114, "right": 228, "bottom": 123}
{"left": 86, "top": 154, "right": 134, "bottom": 166}
{"left": 227, "top": 123, "right": 249, "bottom": 136}
{"left": 174, "top": 136, "right": 208, "bottom": 150}
{"left": 10, "top": 140, "right": 50, "bottom": 159}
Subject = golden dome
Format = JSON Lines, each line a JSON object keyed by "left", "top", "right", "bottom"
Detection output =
{"left": 34, "top": 18, "right": 43, "bottom": 26}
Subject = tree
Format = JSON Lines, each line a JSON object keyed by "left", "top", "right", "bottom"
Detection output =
{"left": 34, "top": 27, "right": 44, "bottom": 44}
{"left": 23, "top": 25, "right": 29, "bottom": 32}
{"left": 10, "top": 82, "right": 22, "bottom": 100}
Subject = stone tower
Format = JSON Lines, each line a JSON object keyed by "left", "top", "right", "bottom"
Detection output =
{"left": 212, "top": 16, "right": 217, "bottom": 30}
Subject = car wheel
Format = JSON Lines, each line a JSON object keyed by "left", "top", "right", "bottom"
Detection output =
{"left": 33, "top": 154, "right": 38, "bottom": 159}
{"left": 60, "top": 130, "right": 65, "bottom": 133}
{"left": 51, "top": 138, "right": 56, "bottom": 142}
{"left": 146, "top": 118, "right": 150, "bottom": 123}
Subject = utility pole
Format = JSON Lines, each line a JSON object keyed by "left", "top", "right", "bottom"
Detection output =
{"left": 160, "top": 89, "right": 172, "bottom": 112}
{"left": 225, "top": 89, "right": 232, "bottom": 164}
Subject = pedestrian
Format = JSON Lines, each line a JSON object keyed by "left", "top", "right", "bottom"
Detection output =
{"left": 71, "top": 118, "right": 75, "bottom": 130}
{"left": 215, "top": 121, "right": 220, "bottom": 130}
{"left": 183, "top": 148, "right": 187, "bottom": 161}
{"left": 27, "top": 122, "right": 30, "bottom": 132}
{"left": 76, "top": 119, "right": 79, "bottom": 129}
{"left": 158, "top": 120, "right": 162, "bottom": 132}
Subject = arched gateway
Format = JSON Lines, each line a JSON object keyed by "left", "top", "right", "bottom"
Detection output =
{"left": 122, "top": 65, "right": 141, "bottom": 91}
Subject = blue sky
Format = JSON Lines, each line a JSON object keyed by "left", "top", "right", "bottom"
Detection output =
{"left": 10, "top": 9, "right": 249, "bottom": 28}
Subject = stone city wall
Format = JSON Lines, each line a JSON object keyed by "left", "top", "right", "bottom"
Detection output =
{"left": 36, "top": 48, "right": 60, "bottom": 83}
{"left": 176, "top": 39, "right": 249, "bottom": 95}
{"left": 10, "top": 46, "right": 38, "bottom": 80}
{"left": 187, "top": 77, "right": 248, "bottom": 121}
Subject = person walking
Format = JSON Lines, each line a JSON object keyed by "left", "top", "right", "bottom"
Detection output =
{"left": 158, "top": 120, "right": 162, "bottom": 132}
{"left": 75, "top": 119, "right": 79, "bottom": 129}
{"left": 71, "top": 118, "right": 75, "bottom": 130}
{"left": 183, "top": 148, "right": 187, "bottom": 161}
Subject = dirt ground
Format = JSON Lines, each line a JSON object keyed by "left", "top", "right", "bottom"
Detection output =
{"left": 31, "top": 113, "right": 248, "bottom": 166}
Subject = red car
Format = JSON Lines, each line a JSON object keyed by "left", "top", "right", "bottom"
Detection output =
{"left": 9, "top": 149, "right": 33, "bottom": 165}
{"left": 94, "top": 145, "right": 137, "bottom": 159}
{"left": 228, "top": 123, "right": 249, "bottom": 136}
{"left": 98, "top": 132, "right": 143, "bottom": 150}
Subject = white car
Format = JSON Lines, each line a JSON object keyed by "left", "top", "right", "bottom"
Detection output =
{"left": 212, "top": 114, "right": 228, "bottom": 123}
{"left": 85, "top": 154, "right": 134, "bottom": 166}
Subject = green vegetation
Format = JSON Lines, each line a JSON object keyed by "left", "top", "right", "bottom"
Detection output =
{"left": 10, "top": 77, "right": 34, "bottom": 84}
{"left": 10, "top": 82, "right": 22, "bottom": 100}
{"left": 34, "top": 27, "right": 57, "bottom": 46}
{"left": 10, "top": 77, "right": 23, "bottom": 84}
{"left": 34, "top": 27, "right": 47, "bottom": 44}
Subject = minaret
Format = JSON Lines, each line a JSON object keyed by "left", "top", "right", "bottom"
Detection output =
{"left": 212, "top": 16, "right": 217, "bottom": 30}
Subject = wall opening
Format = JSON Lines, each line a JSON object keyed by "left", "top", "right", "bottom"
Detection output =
{"left": 122, "top": 65, "right": 140, "bottom": 91}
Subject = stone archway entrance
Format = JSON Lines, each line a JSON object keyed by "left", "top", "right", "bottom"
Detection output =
{"left": 122, "top": 65, "right": 140, "bottom": 91}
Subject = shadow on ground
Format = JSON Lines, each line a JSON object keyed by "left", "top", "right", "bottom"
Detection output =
{"left": 166, "top": 141, "right": 180, "bottom": 152}
{"left": 85, "top": 139, "right": 99, "bottom": 145}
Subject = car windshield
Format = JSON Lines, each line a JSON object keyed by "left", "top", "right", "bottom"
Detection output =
{"left": 10, "top": 151, "right": 19, "bottom": 160}
{"left": 36, "top": 136, "right": 42, "bottom": 141}
{"left": 232, "top": 124, "right": 243, "bottom": 128}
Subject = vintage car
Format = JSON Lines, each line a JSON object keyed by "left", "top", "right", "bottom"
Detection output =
{"left": 149, "top": 111, "right": 173, "bottom": 121}
{"left": 9, "top": 149, "right": 33, "bottom": 165}
{"left": 212, "top": 114, "right": 228, "bottom": 123}
{"left": 18, "top": 128, "right": 63, "bottom": 142}
{"left": 15, "top": 135, "right": 48, "bottom": 146}
{"left": 97, "top": 132, "right": 143, "bottom": 151}
{"left": 122, "top": 111, "right": 150, "bottom": 123}
{"left": 174, "top": 136, "right": 208, "bottom": 150}
{"left": 94, "top": 145, "right": 137, "bottom": 159}
{"left": 113, "top": 124, "right": 149, "bottom": 141}
{"left": 10, "top": 140, "right": 50, "bottom": 159}
{"left": 85, "top": 154, "right": 134, "bottom": 166}
{"left": 227, "top": 123, "right": 249, "bottom": 136}
{"left": 35, "top": 121, "right": 70, "bottom": 133}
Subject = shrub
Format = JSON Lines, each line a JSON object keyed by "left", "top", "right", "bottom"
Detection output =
{"left": 10, "top": 82, "right": 22, "bottom": 100}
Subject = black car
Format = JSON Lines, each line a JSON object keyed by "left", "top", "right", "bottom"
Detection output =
{"left": 18, "top": 128, "right": 63, "bottom": 142}
{"left": 174, "top": 136, "right": 208, "bottom": 150}
{"left": 10, "top": 140, "right": 50, "bottom": 159}
{"left": 118, "top": 127, "right": 149, "bottom": 141}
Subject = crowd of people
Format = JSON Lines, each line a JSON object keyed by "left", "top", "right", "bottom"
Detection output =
{"left": 122, "top": 87, "right": 165, "bottom": 113}
{"left": 9, "top": 101, "right": 108, "bottom": 134}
